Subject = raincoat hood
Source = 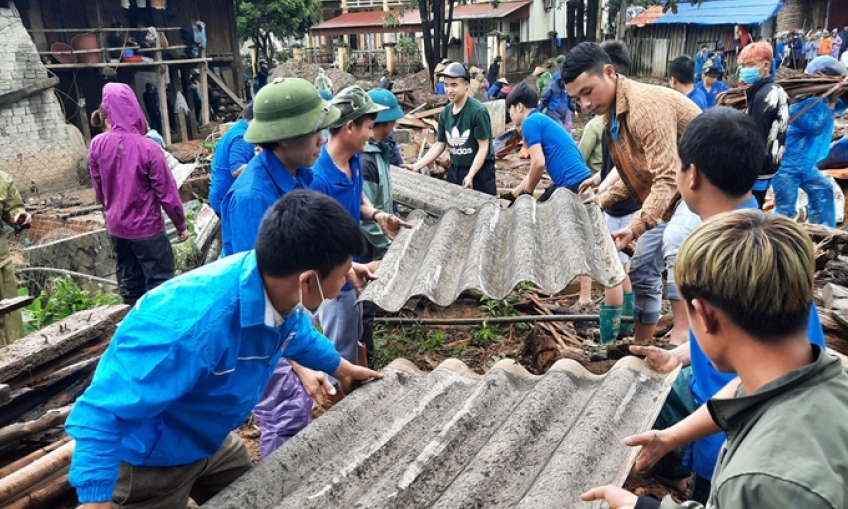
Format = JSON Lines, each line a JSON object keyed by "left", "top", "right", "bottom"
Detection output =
{"left": 101, "top": 83, "right": 148, "bottom": 135}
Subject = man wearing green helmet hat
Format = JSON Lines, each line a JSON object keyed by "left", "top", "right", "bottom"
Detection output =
{"left": 219, "top": 77, "right": 376, "bottom": 457}
{"left": 358, "top": 87, "right": 405, "bottom": 367}
{"left": 310, "top": 85, "right": 411, "bottom": 376}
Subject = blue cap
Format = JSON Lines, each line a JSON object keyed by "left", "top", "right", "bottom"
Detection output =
{"left": 367, "top": 88, "right": 404, "bottom": 123}
{"left": 318, "top": 88, "right": 333, "bottom": 101}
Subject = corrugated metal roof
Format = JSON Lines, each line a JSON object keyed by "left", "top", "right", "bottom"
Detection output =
{"left": 205, "top": 357, "right": 677, "bottom": 509}
{"left": 311, "top": 2, "right": 530, "bottom": 36}
{"left": 362, "top": 188, "right": 626, "bottom": 312}
{"left": 627, "top": 4, "right": 665, "bottom": 26}
{"left": 650, "top": 0, "right": 785, "bottom": 25}
{"left": 452, "top": 1, "right": 532, "bottom": 20}
{"left": 389, "top": 165, "right": 498, "bottom": 217}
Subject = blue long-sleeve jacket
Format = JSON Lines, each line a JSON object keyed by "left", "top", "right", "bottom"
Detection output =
{"left": 209, "top": 119, "right": 254, "bottom": 214}
{"left": 220, "top": 149, "right": 313, "bottom": 256}
{"left": 539, "top": 79, "right": 574, "bottom": 129}
{"left": 782, "top": 97, "right": 846, "bottom": 175}
{"left": 66, "top": 252, "right": 342, "bottom": 503}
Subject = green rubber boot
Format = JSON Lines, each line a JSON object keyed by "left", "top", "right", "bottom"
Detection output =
{"left": 599, "top": 303, "right": 622, "bottom": 345}
{"left": 620, "top": 292, "right": 635, "bottom": 338}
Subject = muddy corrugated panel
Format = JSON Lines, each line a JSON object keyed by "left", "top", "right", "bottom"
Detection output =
{"left": 389, "top": 165, "right": 498, "bottom": 217}
{"left": 205, "top": 357, "right": 676, "bottom": 509}
{"left": 362, "top": 188, "right": 625, "bottom": 312}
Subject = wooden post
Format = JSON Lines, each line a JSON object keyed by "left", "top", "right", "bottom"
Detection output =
{"left": 181, "top": 66, "right": 198, "bottom": 138}
{"left": 200, "top": 47, "right": 210, "bottom": 126}
{"left": 168, "top": 66, "right": 188, "bottom": 142}
{"left": 77, "top": 94, "right": 92, "bottom": 145}
{"left": 154, "top": 37, "right": 171, "bottom": 146}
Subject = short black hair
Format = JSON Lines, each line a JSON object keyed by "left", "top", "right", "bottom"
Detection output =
{"left": 561, "top": 42, "right": 612, "bottom": 84}
{"left": 599, "top": 40, "right": 631, "bottom": 76}
{"left": 678, "top": 107, "right": 765, "bottom": 197}
{"left": 505, "top": 82, "right": 539, "bottom": 110}
{"left": 255, "top": 190, "right": 365, "bottom": 278}
{"left": 328, "top": 113, "right": 378, "bottom": 136}
{"left": 668, "top": 55, "right": 696, "bottom": 84}
{"left": 242, "top": 102, "right": 254, "bottom": 121}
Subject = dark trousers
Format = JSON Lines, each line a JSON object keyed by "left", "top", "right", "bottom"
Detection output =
{"left": 359, "top": 242, "right": 377, "bottom": 368}
{"left": 112, "top": 232, "right": 175, "bottom": 306}
{"left": 447, "top": 160, "right": 497, "bottom": 196}
{"left": 539, "top": 182, "right": 581, "bottom": 202}
{"left": 753, "top": 190, "right": 767, "bottom": 209}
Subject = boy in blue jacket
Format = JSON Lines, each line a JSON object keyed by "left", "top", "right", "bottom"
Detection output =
{"left": 539, "top": 73, "right": 577, "bottom": 132}
{"left": 66, "top": 191, "right": 382, "bottom": 509}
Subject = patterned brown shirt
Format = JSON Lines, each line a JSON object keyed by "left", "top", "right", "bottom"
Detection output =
{"left": 599, "top": 76, "right": 701, "bottom": 238}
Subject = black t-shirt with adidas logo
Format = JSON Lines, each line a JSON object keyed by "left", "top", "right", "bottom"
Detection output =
{"left": 436, "top": 97, "right": 495, "bottom": 168}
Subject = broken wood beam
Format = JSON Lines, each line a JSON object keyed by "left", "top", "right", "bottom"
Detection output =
{"left": 0, "top": 305, "right": 128, "bottom": 383}
{"left": 0, "top": 437, "right": 71, "bottom": 480}
{"left": 413, "top": 106, "right": 445, "bottom": 119}
{"left": 0, "top": 405, "right": 72, "bottom": 448}
{"left": 0, "top": 78, "right": 60, "bottom": 110}
{"left": 823, "top": 283, "right": 848, "bottom": 309}
{"left": 0, "top": 296, "right": 34, "bottom": 317}
{"left": 0, "top": 441, "right": 74, "bottom": 506}
{"left": 206, "top": 69, "right": 245, "bottom": 109}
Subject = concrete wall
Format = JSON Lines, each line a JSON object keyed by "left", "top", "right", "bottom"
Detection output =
{"left": 0, "top": 7, "right": 87, "bottom": 193}
{"left": 776, "top": 0, "right": 829, "bottom": 33}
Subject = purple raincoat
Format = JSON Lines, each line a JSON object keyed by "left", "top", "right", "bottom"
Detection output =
{"left": 89, "top": 83, "right": 186, "bottom": 239}
{"left": 253, "top": 359, "right": 314, "bottom": 457}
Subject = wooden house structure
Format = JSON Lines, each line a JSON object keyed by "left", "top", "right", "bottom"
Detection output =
{"left": 9, "top": 0, "right": 244, "bottom": 145}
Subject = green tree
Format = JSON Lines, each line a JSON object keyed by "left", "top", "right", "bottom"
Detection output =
{"left": 236, "top": 0, "right": 321, "bottom": 59}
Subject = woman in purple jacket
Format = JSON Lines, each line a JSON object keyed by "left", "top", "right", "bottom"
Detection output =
{"left": 89, "top": 83, "right": 189, "bottom": 305}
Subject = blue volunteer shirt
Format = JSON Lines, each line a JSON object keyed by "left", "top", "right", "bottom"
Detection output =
{"left": 696, "top": 81, "right": 731, "bottom": 110}
{"left": 220, "top": 149, "right": 313, "bottom": 256}
{"left": 687, "top": 87, "right": 708, "bottom": 111}
{"left": 521, "top": 109, "right": 591, "bottom": 189}
{"left": 65, "top": 252, "right": 341, "bottom": 503}
{"left": 685, "top": 194, "right": 827, "bottom": 481}
{"left": 310, "top": 146, "right": 363, "bottom": 291}
{"left": 209, "top": 119, "right": 255, "bottom": 214}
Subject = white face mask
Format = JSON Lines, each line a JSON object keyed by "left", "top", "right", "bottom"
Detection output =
{"left": 295, "top": 273, "right": 331, "bottom": 319}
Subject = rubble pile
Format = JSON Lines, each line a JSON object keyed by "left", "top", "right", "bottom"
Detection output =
{"left": 269, "top": 62, "right": 358, "bottom": 90}
{"left": 0, "top": 306, "right": 129, "bottom": 509}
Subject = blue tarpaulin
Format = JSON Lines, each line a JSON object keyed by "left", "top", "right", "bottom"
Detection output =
{"left": 650, "top": 0, "right": 785, "bottom": 25}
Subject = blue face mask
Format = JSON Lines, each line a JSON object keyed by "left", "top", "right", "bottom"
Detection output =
{"left": 739, "top": 68, "right": 762, "bottom": 85}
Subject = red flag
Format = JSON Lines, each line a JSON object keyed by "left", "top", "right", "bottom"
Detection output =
{"left": 466, "top": 31, "right": 473, "bottom": 62}
{"left": 735, "top": 24, "right": 750, "bottom": 48}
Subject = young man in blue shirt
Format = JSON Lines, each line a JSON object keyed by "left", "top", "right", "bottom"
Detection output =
{"left": 310, "top": 86, "right": 410, "bottom": 373}
{"left": 668, "top": 56, "right": 708, "bottom": 111}
{"left": 67, "top": 191, "right": 382, "bottom": 509}
{"left": 504, "top": 83, "right": 638, "bottom": 341}
{"left": 208, "top": 103, "right": 254, "bottom": 215}
{"left": 623, "top": 107, "right": 826, "bottom": 503}
{"left": 694, "top": 66, "right": 730, "bottom": 109}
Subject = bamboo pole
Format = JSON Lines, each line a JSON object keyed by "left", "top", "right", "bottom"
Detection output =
{"left": 201, "top": 47, "right": 211, "bottom": 126}
{"left": 0, "top": 437, "right": 72, "bottom": 480}
{"left": 4, "top": 472, "right": 70, "bottom": 509}
{"left": 0, "top": 441, "right": 74, "bottom": 506}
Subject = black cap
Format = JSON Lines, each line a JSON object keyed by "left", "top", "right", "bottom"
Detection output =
{"left": 438, "top": 62, "right": 471, "bottom": 80}
{"left": 704, "top": 66, "right": 722, "bottom": 76}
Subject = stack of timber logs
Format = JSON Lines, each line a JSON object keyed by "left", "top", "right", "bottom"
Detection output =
{"left": 0, "top": 305, "right": 128, "bottom": 509}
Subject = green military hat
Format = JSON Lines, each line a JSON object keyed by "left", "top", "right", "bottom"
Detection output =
{"left": 329, "top": 85, "right": 387, "bottom": 128}
{"left": 555, "top": 54, "right": 566, "bottom": 66}
{"left": 244, "top": 77, "right": 341, "bottom": 144}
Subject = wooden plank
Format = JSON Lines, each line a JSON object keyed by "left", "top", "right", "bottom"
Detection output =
{"left": 0, "top": 78, "right": 59, "bottom": 110}
{"left": 44, "top": 57, "right": 213, "bottom": 70}
{"left": 413, "top": 106, "right": 445, "bottom": 119}
{"left": 823, "top": 283, "right": 848, "bottom": 309}
{"left": 397, "top": 117, "right": 429, "bottom": 129}
{"left": 206, "top": 69, "right": 245, "bottom": 109}
{"left": 0, "top": 405, "right": 72, "bottom": 448}
{"left": 201, "top": 48, "right": 211, "bottom": 126}
{"left": 0, "top": 296, "right": 34, "bottom": 317}
{"left": 0, "top": 305, "right": 128, "bottom": 383}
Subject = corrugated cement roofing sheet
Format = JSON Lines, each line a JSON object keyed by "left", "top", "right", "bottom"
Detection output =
{"left": 650, "top": 0, "right": 785, "bottom": 25}
{"left": 362, "top": 188, "right": 626, "bottom": 312}
{"left": 205, "top": 357, "right": 677, "bottom": 509}
{"left": 389, "top": 164, "right": 499, "bottom": 217}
